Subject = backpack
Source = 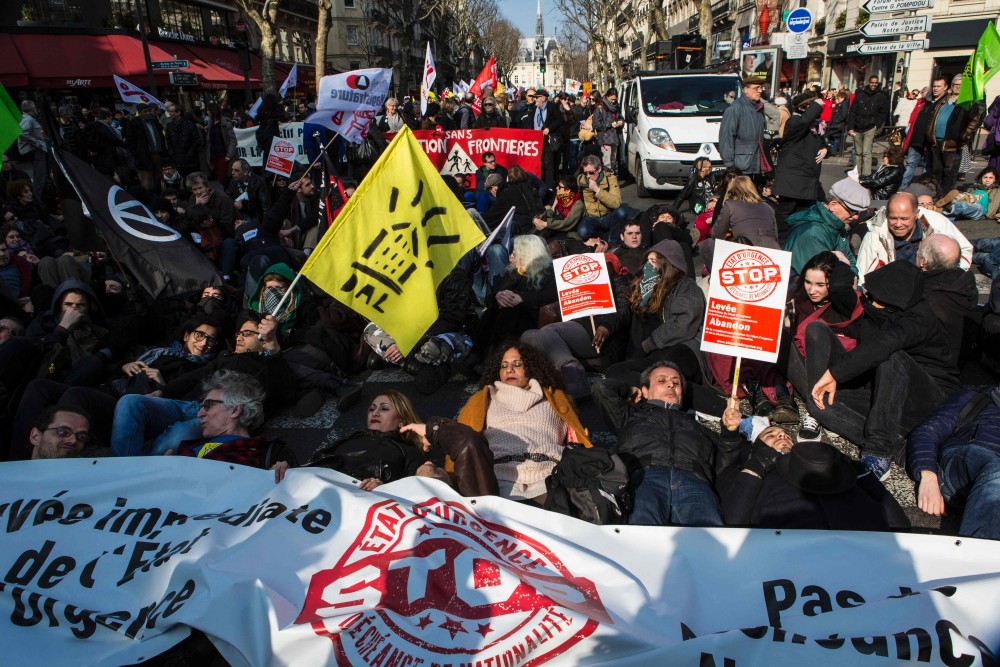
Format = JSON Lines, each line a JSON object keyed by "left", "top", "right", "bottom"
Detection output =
{"left": 544, "top": 446, "right": 638, "bottom": 525}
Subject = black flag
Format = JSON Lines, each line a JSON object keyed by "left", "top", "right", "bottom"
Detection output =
{"left": 54, "top": 150, "right": 220, "bottom": 298}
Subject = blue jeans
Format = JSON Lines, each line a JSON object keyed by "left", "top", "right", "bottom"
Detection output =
{"left": 578, "top": 207, "right": 628, "bottom": 244}
{"left": 900, "top": 147, "right": 925, "bottom": 189}
{"left": 111, "top": 395, "right": 201, "bottom": 456}
{"left": 938, "top": 444, "right": 1000, "bottom": 539}
{"left": 629, "top": 466, "right": 723, "bottom": 527}
{"left": 975, "top": 238, "right": 1000, "bottom": 279}
{"left": 944, "top": 201, "right": 985, "bottom": 221}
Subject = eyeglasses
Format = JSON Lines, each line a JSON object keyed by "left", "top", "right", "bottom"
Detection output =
{"left": 199, "top": 398, "right": 225, "bottom": 411}
{"left": 582, "top": 170, "right": 597, "bottom": 175}
{"left": 500, "top": 360, "right": 525, "bottom": 369}
{"left": 190, "top": 330, "right": 218, "bottom": 346}
{"left": 484, "top": 104, "right": 495, "bottom": 108}
{"left": 236, "top": 329, "right": 259, "bottom": 338}
{"left": 43, "top": 427, "right": 92, "bottom": 444}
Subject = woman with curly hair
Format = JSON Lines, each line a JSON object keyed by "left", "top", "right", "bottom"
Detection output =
{"left": 273, "top": 389, "right": 444, "bottom": 490}
{"left": 605, "top": 239, "right": 706, "bottom": 390}
{"left": 402, "top": 342, "right": 591, "bottom": 502}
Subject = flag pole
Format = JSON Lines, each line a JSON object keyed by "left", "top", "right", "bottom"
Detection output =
{"left": 269, "top": 132, "right": 340, "bottom": 316}
{"left": 731, "top": 356, "right": 743, "bottom": 400}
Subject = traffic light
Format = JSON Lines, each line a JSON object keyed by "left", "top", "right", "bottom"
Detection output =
{"left": 539, "top": 58, "right": 546, "bottom": 73}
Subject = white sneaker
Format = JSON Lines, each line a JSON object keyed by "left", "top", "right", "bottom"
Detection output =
{"left": 798, "top": 414, "right": 822, "bottom": 441}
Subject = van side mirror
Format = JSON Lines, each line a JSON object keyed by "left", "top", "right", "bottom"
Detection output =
{"left": 625, "top": 107, "right": 637, "bottom": 124}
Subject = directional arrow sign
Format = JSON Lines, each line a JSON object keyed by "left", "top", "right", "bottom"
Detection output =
{"left": 862, "top": 0, "right": 933, "bottom": 12}
{"left": 861, "top": 15, "right": 932, "bottom": 37}
{"left": 151, "top": 60, "right": 190, "bottom": 70}
{"left": 856, "top": 39, "right": 929, "bottom": 54}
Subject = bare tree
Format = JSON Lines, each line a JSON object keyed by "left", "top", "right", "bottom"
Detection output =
{"left": 438, "top": 0, "right": 498, "bottom": 77}
{"left": 699, "top": 0, "right": 712, "bottom": 54}
{"left": 234, "top": 0, "right": 283, "bottom": 96}
{"left": 648, "top": 0, "right": 668, "bottom": 42}
{"left": 557, "top": 24, "right": 589, "bottom": 81}
{"left": 315, "top": 0, "right": 331, "bottom": 89}
{"left": 481, "top": 17, "right": 522, "bottom": 83}
{"left": 555, "top": 0, "right": 621, "bottom": 86}
{"left": 367, "top": 0, "right": 436, "bottom": 95}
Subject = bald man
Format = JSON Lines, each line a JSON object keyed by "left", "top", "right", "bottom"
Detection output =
{"left": 856, "top": 192, "right": 973, "bottom": 284}
{"left": 918, "top": 233, "right": 979, "bottom": 368}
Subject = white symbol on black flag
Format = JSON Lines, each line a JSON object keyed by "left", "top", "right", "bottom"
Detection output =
{"left": 54, "top": 150, "right": 221, "bottom": 298}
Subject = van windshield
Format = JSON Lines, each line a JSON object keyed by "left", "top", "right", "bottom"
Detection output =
{"left": 638, "top": 77, "right": 741, "bottom": 116}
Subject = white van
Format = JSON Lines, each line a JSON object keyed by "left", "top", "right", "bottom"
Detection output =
{"left": 621, "top": 71, "right": 741, "bottom": 197}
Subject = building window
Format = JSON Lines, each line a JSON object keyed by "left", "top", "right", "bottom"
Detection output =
{"left": 347, "top": 25, "right": 360, "bottom": 46}
{"left": 109, "top": 0, "right": 136, "bottom": 29}
{"left": 350, "top": 61, "right": 361, "bottom": 70}
{"left": 292, "top": 31, "right": 313, "bottom": 64}
{"left": 207, "top": 9, "right": 233, "bottom": 46}
{"left": 344, "top": 0, "right": 356, "bottom": 7}
{"left": 157, "top": 0, "right": 205, "bottom": 42}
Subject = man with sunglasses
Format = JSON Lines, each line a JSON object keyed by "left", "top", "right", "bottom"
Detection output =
{"left": 29, "top": 405, "right": 91, "bottom": 460}
{"left": 475, "top": 98, "right": 506, "bottom": 130}
{"left": 783, "top": 178, "right": 868, "bottom": 277}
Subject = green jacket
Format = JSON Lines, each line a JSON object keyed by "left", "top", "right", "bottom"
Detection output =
{"left": 784, "top": 203, "right": 858, "bottom": 276}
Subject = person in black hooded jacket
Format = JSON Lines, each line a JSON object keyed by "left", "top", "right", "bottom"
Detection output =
{"left": 809, "top": 260, "right": 960, "bottom": 480}
{"left": 917, "top": 234, "right": 980, "bottom": 369}
{"left": 482, "top": 165, "right": 543, "bottom": 234}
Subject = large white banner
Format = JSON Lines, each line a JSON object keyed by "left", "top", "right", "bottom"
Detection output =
{"left": 2, "top": 458, "right": 1000, "bottom": 666}
{"left": 233, "top": 122, "right": 310, "bottom": 168}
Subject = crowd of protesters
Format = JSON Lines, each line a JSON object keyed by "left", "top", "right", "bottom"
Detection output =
{"left": 4, "top": 72, "right": 1000, "bottom": 544}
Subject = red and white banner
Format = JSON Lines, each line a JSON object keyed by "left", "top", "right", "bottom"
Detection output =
{"left": 113, "top": 74, "right": 164, "bottom": 109}
{"left": 3, "top": 458, "right": 1000, "bottom": 666}
{"left": 701, "top": 239, "right": 792, "bottom": 363}
{"left": 0, "top": 457, "right": 1000, "bottom": 667}
{"left": 391, "top": 128, "right": 543, "bottom": 187}
{"left": 554, "top": 253, "right": 617, "bottom": 319}
{"left": 264, "top": 136, "right": 296, "bottom": 178}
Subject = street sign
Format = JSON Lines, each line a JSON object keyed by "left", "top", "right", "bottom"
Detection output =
{"left": 169, "top": 72, "right": 199, "bottom": 86}
{"left": 856, "top": 39, "right": 929, "bottom": 54}
{"left": 786, "top": 8, "right": 813, "bottom": 34}
{"left": 786, "top": 33, "right": 809, "bottom": 59}
{"left": 860, "top": 15, "right": 932, "bottom": 37}
{"left": 862, "top": 0, "right": 933, "bottom": 12}
{"left": 151, "top": 60, "right": 190, "bottom": 70}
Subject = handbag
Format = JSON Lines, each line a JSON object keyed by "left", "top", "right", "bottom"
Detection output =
{"left": 578, "top": 115, "right": 596, "bottom": 142}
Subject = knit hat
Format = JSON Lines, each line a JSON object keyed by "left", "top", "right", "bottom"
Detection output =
{"left": 828, "top": 178, "right": 872, "bottom": 212}
{"left": 647, "top": 239, "right": 687, "bottom": 275}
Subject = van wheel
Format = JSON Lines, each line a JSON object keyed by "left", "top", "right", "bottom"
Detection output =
{"left": 634, "top": 156, "right": 650, "bottom": 198}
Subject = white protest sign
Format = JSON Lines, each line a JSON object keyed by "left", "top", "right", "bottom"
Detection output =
{"left": 701, "top": 239, "right": 792, "bottom": 363}
{"left": 553, "top": 253, "right": 617, "bottom": 320}
{"left": 233, "top": 122, "right": 310, "bottom": 167}
{"left": 264, "top": 136, "right": 296, "bottom": 178}
{"left": 4, "top": 458, "right": 1000, "bottom": 667}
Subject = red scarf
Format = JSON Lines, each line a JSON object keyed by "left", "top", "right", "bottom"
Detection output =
{"left": 554, "top": 190, "right": 581, "bottom": 219}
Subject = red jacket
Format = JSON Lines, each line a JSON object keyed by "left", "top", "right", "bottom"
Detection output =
{"left": 902, "top": 98, "right": 927, "bottom": 152}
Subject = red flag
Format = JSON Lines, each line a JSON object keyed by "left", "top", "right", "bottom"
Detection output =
{"left": 468, "top": 57, "right": 497, "bottom": 114}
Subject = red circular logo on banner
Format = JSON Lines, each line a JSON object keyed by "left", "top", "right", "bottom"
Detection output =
{"left": 719, "top": 248, "right": 782, "bottom": 302}
{"left": 560, "top": 255, "right": 603, "bottom": 286}
{"left": 273, "top": 140, "right": 295, "bottom": 157}
{"left": 296, "top": 498, "right": 607, "bottom": 665}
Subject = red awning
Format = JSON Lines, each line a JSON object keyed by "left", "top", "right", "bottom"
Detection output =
{"left": 8, "top": 34, "right": 264, "bottom": 90}
{"left": 0, "top": 34, "right": 30, "bottom": 88}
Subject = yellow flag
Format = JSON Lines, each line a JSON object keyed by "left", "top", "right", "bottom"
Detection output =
{"left": 301, "top": 126, "right": 485, "bottom": 355}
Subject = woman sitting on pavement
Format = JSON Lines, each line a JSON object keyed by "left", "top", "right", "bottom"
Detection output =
{"left": 400, "top": 342, "right": 591, "bottom": 503}
{"left": 859, "top": 145, "right": 905, "bottom": 202}
{"left": 471, "top": 234, "right": 556, "bottom": 359}
{"left": 710, "top": 175, "right": 780, "bottom": 250}
{"left": 781, "top": 251, "right": 863, "bottom": 441}
{"left": 936, "top": 166, "right": 1000, "bottom": 221}
{"left": 532, "top": 176, "right": 584, "bottom": 241}
{"left": 273, "top": 389, "right": 445, "bottom": 490}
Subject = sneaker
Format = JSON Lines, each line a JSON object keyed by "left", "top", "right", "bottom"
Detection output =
{"left": 798, "top": 414, "right": 822, "bottom": 441}
{"left": 860, "top": 454, "right": 892, "bottom": 482}
{"left": 769, "top": 396, "right": 799, "bottom": 424}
